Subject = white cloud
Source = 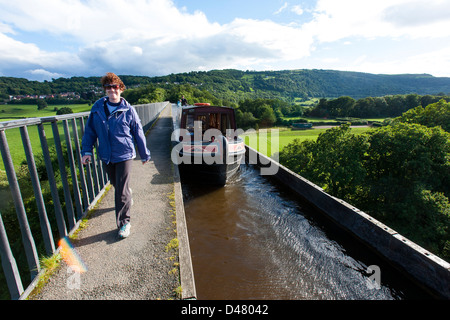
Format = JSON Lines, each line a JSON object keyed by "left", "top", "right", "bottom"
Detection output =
{"left": 27, "top": 69, "right": 65, "bottom": 80}
{"left": 0, "top": 0, "right": 220, "bottom": 45}
{"left": 0, "top": 32, "right": 81, "bottom": 68}
{"left": 307, "top": 0, "right": 450, "bottom": 42}
{"left": 0, "top": 33, "right": 40, "bottom": 64}
{"left": 383, "top": 0, "right": 450, "bottom": 28}
{"left": 0, "top": 0, "right": 227, "bottom": 77}
{"left": 1, "top": 0, "right": 450, "bottom": 80}
{"left": 274, "top": 2, "right": 288, "bottom": 15}
{"left": 0, "top": 0, "right": 318, "bottom": 78}
{"left": 291, "top": 5, "right": 304, "bottom": 16}
{"left": 225, "top": 18, "right": 314, "bottom": 60}
{"left": 73, "top": 16, "right": 315, "bottom": 76}
{"left": 304, "top": 0, "right": 397, "bottom": 42}
{"left": 382, "top": 0, "right": 450, "bottom": 38}
{"left": 352, "top": 46, "right": 450, "bottom": 77}
{"left": 0, "top": 21, "right": 14, "bottom": 34}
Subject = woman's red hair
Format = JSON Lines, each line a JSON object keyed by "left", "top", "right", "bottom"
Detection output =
{"left": 101, "top": 72, "right": 126, "bottom": 91}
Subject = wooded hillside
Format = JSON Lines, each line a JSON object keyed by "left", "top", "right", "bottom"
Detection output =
{"left": 2, "top": 69, "right": 450, "bottom": 103}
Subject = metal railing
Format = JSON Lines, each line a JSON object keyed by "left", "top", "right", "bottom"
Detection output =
{"left": 0, "top": 101, "right": 169, "bottom": 299}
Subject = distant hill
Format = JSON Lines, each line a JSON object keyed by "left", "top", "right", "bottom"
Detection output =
{"left": 146, "top": 69, "right": 450, "bottom": 100}
{"left": 2, "top": 69, "right": 450, "bottom": 102}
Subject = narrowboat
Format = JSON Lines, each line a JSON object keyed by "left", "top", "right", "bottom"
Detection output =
{"left": 173, "top": 104, "right": 245, "bottom": 185}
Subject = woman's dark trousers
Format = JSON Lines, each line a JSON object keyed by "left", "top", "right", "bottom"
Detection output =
{"left": 105, "top": 160, "right": 133, "bottom": 229}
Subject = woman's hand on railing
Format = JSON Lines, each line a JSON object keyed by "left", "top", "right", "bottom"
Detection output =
{"left": 82, "top": 155, "right": 91, "bottom": 165}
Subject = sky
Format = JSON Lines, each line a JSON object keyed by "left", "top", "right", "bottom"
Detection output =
{"left": 1, "top": 0, "right": 450, "bottom": 81}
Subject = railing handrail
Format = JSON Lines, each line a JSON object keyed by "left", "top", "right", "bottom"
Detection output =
{"left": 0, "top": 112, "right": 91, "bottom": 130}
{"left": 0, "top": 100, "right": 171, "bottom": 130}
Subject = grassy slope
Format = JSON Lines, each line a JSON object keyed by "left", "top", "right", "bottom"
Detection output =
{"left": 243, "top": 126, "right": 373, "bottom": 157}
{"left": 0, "top": 104, "right": 92, "bottom": 171}
{"left": 0, "top": 104, "right": 91, "bottom": 120}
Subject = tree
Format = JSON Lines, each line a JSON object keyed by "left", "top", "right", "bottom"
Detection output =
{"left": 258, "top": 105, "right": 276, "bottom": 128}
{"left": 37, "top": 99, "right": 47, "bottom": 110}
{"left": 279, "top": 121, "right": 450, "bottom": 261}
{"left": 56, "top": 107, "right": 73, "bottom": 115}
{"left": 405, "top": 93, "right": 420, "bottom": 110}
{"left": 353, "top": 97, "right": 375, "bottom": 117}
{"left": 274, "top": 108, "right": 284, "bottom": 125}
{"left": 373, "top": 96, "right": 389, "bottom": 116}
{"left": 327, "top": 96, "right": 355, "bottom": 117}
{"left": 407, "top": 189, "right": 450, "bottom": 257}
{"left": 280, "top": 124, "right": 369, "bottom": 202}
{"left": 236, "top": 110, "right": 257, "bottom": 130}
{"left": 395, "top": 99, "right": 450, "bottom": 132}
{"left": 363, "top": 123, "right": 450, "bottom": 259}
{"left": 365, "top": 123, "right": 450, "bottom": 200}
{"left": 420, "top": 95, "right": 435, "bottom": 107}
{"left": 384, "top": 95, "right": 407, "bottom": 116}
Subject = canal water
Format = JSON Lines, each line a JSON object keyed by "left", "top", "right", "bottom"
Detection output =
{"left": 181, "top": 164, "right": 431, "bottom": 300}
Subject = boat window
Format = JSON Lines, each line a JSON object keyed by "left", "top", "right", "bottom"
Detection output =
{"left": 197, "top": 115, "right": 207, "bottom": 132}
{"left": 186, "top": 114, "right": 195, "bottom": 132}
{"left": 221, "top": 114, "right": 230, "bottom": 132}
{"left": 209, "top": 113, "right": 220, "bottom": 131}
{"left": 184, "top": 109, "right": 233, "bottom": 136}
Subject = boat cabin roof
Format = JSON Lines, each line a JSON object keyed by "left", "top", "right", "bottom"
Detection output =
{"left": 181, "top": 105, "right": 234, "bottom": 112}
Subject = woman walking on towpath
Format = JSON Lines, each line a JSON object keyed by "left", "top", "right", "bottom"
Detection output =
{"left": 81, "top": 72, "right": 151, "bottom": 239}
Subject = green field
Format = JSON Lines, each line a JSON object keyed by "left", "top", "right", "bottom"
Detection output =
{"left": 0, "top": 103, "right": 91, "bottom": 121}
{"left": 243, "top": 126, "right": 373, "bottom": 157}
{"left": 0, "top": 104, "right": 91, "bottom": 171}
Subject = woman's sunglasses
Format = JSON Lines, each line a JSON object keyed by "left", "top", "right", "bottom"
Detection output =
{"left": 104, "top": 84, "right": 120, "bottom": 90}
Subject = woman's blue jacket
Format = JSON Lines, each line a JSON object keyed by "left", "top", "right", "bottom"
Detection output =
{"left": 81, "top": 97, "right": 151, "bottom": 164}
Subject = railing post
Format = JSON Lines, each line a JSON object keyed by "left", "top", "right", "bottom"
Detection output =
{"left": 37, "top": 123, "right": 67, "bottom": 239}
{"left": 79, "top": 116, "right": 95, "bottom": 202}
{"left": 0, "top": 130, "right": 39, "bottom": 280}
{"left": 72, "top": 118, "right": 90, "bottom": 212}
{"left": 20, "top": 126, "right": 55, "bottom": 256}
{"left": 51, "top": 121, "right": 76, "bottom": 230}
{"left": 0, "top": 212, "right": 24, "bottom": 299}
{"left": 63, "top": 120, "right": 83, "bottom": 220}
{"left": 91, "top": 142, "right": 101, "bottom": 195}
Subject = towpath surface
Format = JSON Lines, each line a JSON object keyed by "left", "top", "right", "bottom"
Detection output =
{"left": 30, "top": 104, "right": 182, "bottom": 300}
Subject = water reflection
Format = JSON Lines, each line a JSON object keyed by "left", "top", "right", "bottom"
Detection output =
{"left": 182, "top": 164, "right": 430, "bottom": 300}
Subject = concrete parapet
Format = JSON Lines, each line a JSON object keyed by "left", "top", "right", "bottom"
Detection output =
{"left": 246, "top": 145, "right": 450, "bottom": 299}
{"left": 170, "top": 103, "right": 197, "bottom": 299}
{"left": 173, "top": 163, "right": 197, "bottom": 300}
{"left": 134, "top": 101, "right": 170, "bottom": 132}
